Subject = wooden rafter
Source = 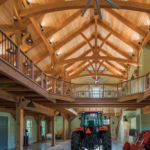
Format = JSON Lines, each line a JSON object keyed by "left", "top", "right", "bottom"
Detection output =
{"left": 99, "top": 21, "right": 139, "bottom": 50}
{"left": 25, "top": 10, "right": 82, "bottom": 53}
{"left": 99, "top": 48, "right": 128, "bottom": 69}
{"left": 54, "top": 21, "right": 93, "bottom": 51}
{"left": 60, "top": 55, "right": 137, "bottom": 66}
{"left": 88, "top": 60, "right": 96, "bottom": 73}
{"left": 105, "top": 9, "right": 146, "bottom": 37}
{"left": 20, "top": 0, "right": 150, "bottom": 18}
{"left": 80, "top": 33, "right": 93, "bottom": 49}
{"left": 69, "top": 63, "right": 90, "bottom": 77}
{"left": 99, "top": 35, "right": 132, "bottom": 59}
{"left": 67, "top": 61, "right": 86, "bottom": 74}
{"left": 0, "top": 0, "right": 8, "bottom": 6}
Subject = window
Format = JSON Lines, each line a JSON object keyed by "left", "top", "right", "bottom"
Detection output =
{"left": 103, "top": 118, "right": 110, "bottom": 125}
{"left": 41, "top": 121, "right": 45, "bottom": 137}
{"left": 26, "top": 120, "right": 32, "bottom": 138}
{"left": 92, "top": 87, "right": 101, "bottom": 98}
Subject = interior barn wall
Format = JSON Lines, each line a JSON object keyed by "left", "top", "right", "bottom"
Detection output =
{"left": 0, "top": 112, "right": 15, "bottom": 149}
{"left": 24, "top": 116, "right": 37, "bottom": 144}
{"left": 139, "top": 43, "right": 150, "bottom": 76}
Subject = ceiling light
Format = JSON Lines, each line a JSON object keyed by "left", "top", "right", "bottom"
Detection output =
{"left": 56, "top": 50, "right": 61, "bottom": 56}
{"left": 49, "top": 38, "right": 54, "bottom": 44}
{"left": 23, "top": 60, "right": 31, "bottom": 67}
{"left": 26, "top": 34, "right": 33, "bottom": 45}
{"left": 13, "top": 16, "right": 18, "bottom": 22}
{"left": 27, "top": 101, "right": 35, "bottom": 108}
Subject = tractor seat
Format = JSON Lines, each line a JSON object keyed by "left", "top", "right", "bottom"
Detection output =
{"left": 88, "top": 120, "right": 95, "bottom": 129}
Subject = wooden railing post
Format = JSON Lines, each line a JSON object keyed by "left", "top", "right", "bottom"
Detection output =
{"left": 103, "top": 85, "right": 104, "bottom": 98}
{"left": 41, "top": 72, "right": 44, "bottom": 88}
{"left": 61, "top": 81, "right": 64, "bottom": 96}
{"left": 16, "top": 48, "right": 21, "bottom": 70}
{"left": 31, "top": 62, "right": 34, "bottom": 80}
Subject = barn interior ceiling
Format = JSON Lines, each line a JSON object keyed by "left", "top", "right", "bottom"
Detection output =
{"left": 0, "top": 0, "right": 150, "bottom": 85}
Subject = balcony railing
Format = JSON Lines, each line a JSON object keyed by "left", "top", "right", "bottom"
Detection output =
{"left": 0, "top": 30, "right": 150, "bottom": 99}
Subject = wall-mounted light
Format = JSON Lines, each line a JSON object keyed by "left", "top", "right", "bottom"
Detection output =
{"left": 6, "top": 47, "right": 16, "bottom": 54}
{"left": 124, "top": 116, "right": 128, "bottom": 122}
{"left": 13, "top": 16, "right": 18, "bottom": 22}
{"left": 26, "top": 34, "right": 33, "bottom": 45}
{"left": 23, "top": 60, "right": 31, "bottom": 67}
{"left": 56, "top": 50, "right": 61, "bottom": 56}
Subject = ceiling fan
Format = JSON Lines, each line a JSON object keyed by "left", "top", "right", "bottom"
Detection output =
{"left": 81, "top": 0, "right": 120, "bottom": 19}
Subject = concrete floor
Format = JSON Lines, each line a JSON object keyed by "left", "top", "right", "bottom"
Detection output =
{"left": 22, "top": 140, "right": 122, "bottom": 150}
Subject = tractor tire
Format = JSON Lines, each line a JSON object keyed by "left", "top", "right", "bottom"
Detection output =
{"left": 71, "top": 131, "right": 81, "bottom": 150}
{"left": 101, "top": 131, "right": 112, "bottom": 150}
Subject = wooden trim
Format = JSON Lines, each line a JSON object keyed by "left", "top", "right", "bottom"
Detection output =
{"left": 20, "top": 0, "right": 150, "bottom": 18}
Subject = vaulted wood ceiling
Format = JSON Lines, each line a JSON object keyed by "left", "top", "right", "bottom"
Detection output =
{"left": 0, "top": 0, "right": 150, "bottom": 84}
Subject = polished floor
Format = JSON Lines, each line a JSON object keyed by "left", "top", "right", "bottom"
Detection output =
{"left": 22, "top": 140, "right": 122, "bottom": 150}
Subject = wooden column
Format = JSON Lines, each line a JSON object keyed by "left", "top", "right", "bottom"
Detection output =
{"left": 35, "top": 115, "right": 42, "bottom": 143}
{"left": 68, "top": 119, "right": 72, "bottom": 139}
{"left": 46, "top": 119, "right": 51, "bottom": 134}
{"left": 62, "top": 116, "right": 66, "bottom": 141}
{"left": 51, "top": 115, "right": 56, "bottom": 146}
{"left": 16, "top": 107, "right": 24, "bottom": 150}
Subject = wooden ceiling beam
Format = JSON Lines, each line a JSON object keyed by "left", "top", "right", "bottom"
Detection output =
{"left": 69, "top": 63, "right": 90, "bottom": 77}
{"left": 99, "top": 21, "right": 139, "bottom": 50}
{"left": 99, "top": 48, "right": 128, "bottom": 69}
{"left": 0, "top": 90, "right": 17, "bottom": 102}
{"left": 69, "top": 73, "right": 126, "bottom": 80}
{"left": 67, "top": 61, "right": 86, "bottom": 74}
{"left": 54, "top": 21, "right": 93, "bottom": 51}
{"left": 80, "top": 33, "right": 93, "bottom": 49}
{"left": 60, "top": 55, "right": 137, "bottom": 66}
{"left": 100, "top": 62, "right": 120, "bottom": 76}
{"left": 105, "top": 9, "right": 146, "bottom": 37}
{"left": 0, "top": 0, "right": 8, "bottom": 6}
{"left": 104, "top": 61, "right": 125, "bottom": 75}
{"left": 25, "top": 10, "right": 82, "bottom": 53}
{"left": 20, "top": 0, "right": 150, "bottom": 18}
{"left": 30, "top": 18, "right": 54, "bottom": 56}
{"left": 98, "top": 35, "right": 132, "bottom": 60}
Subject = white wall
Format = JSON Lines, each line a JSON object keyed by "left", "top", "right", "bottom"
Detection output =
{"left": 24, "top": 116, "right": 37, "bottom": 144}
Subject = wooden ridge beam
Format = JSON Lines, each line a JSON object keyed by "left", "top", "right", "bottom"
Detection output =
{"left": 105, "top": 9, "right": 146, "bottom": 37}
{"left": 60, "top": 55, "right": 137, "bottom": 66}
{"left": 20, "top": 0, "right": 150, "bottom": 18}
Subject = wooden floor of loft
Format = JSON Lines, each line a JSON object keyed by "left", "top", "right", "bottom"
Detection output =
{"left": 0, "top": 58, "right": 75, "bottom": 103}
{"left": 1, "top": 55, "right": 150, "bottom": 109}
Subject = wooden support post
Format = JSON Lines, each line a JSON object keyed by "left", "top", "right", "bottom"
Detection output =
{"left": 62, "top": 116, "right": 66, "bottom": 141}
{"left": 51, "top": 115, "right": 56, "bottom": 146}
{"left": 35, "top": 115, "right": 42, "bottom": 143}
{"left": 68, "top": 120, "right": 72, "bottom": 139}
{"left": 16, "top": 106, "right": 24, "bottom": 150}
{"left": 46, "top": 119, "right": 51, "bottom": 134}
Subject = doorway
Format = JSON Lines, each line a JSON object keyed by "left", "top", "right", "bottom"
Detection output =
{"left": 0, "top": 116, "right": 8, "bottom": 150}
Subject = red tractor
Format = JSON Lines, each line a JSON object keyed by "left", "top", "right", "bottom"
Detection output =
{"left": 71, "top": 111, "right": 112, "bottom": 150}
{"left": 123, "top": 130, "right": 150, "bottom": 150}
